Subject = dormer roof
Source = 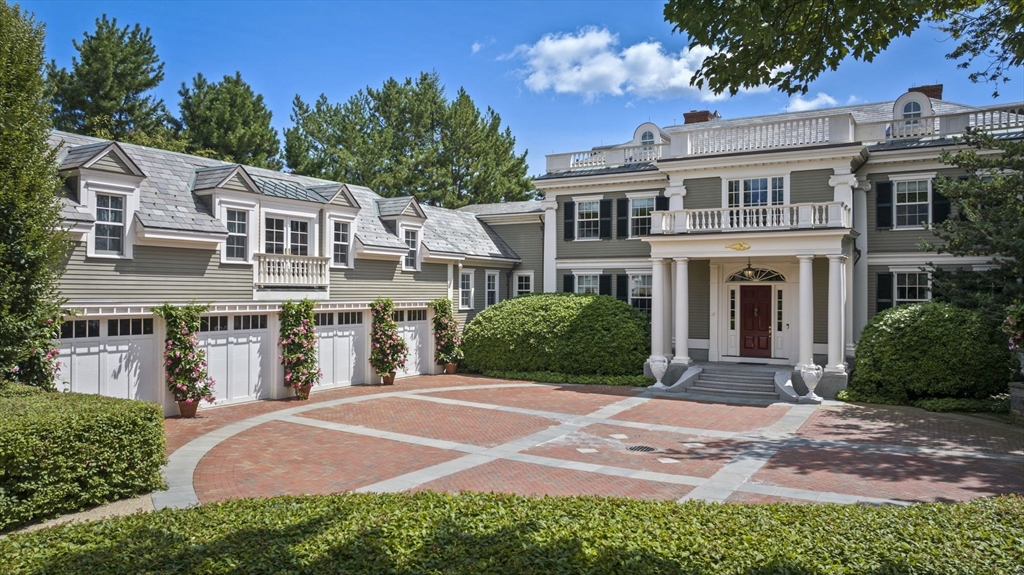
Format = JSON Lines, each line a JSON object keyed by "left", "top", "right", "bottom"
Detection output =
{"left": 192, "top": 164, "right": 259, "bottom": 193}
{"left": 376, "top": 196, "right": 426, "bottom": 219}
{"left": 59, "top": 141, "right": 145, "bottom": 177}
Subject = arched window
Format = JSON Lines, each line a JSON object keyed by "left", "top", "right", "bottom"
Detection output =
{"left": 641, "top": 130, "right": 655, "bottom": 148}
{"left": 902, "top": 101, "right": 922, "bottom": 119}
{"left": 727, "top": 268, "right": 786, "bottom": 282}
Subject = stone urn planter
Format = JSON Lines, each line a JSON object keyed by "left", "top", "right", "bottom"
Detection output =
{"left": 799, "top": 364, "right": 824, "bottom": 404}
{"left": 649, "top": 355, "right": 669, "bottom": 387}
{"left": 382, "top": 372, "right": 396, "bottom": 386}
{"left": 444, "top": 362, "right": 457, "bottom": 375}
{"left": 176, "top": 400, "right": 199, "bottom": 419}
{"left": 294, "top": 385, "right": 312, "bottom": 401}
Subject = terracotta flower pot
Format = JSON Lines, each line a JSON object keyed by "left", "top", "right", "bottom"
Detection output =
{"left": 294, "top": 385, "right": 311, "bottom": 400}
{"left": 382, "top": 372, "right": 396, "bottom": 386}
{"left": 177, "top": 400, "right": 199, "bottom": 418}
{"left": 444, "top": 363, "right": 457, "bottom": 374}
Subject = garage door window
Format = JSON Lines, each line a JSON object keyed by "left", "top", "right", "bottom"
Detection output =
{"left": 200, "top": 316, "right": 229, "bottom": 332}
{"left": 234, "top": 314, "right": 268, "bottom": 330}
{"left": 339, "top": 312, "right": 363, "bottom": 324}
{"left": 61, "top": 319, "right": 99, "bottom": 339}
{"left": 107, "top": 318, "right": 154, "bottom": 336}
{"left": 313, "top": 312, "right": 334, "bottom": 326}
{"left": 407, "top": 310, "right": 427, "bottom": 321}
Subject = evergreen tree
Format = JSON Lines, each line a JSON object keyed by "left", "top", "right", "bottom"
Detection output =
{"left": 925, "top": 131, "right": 1024, "bottom": 322}
{"left": 286, "top": 72, "right": 533, "bottom": 207}
{"left": 47, "top": 14, "right": 171, "bottom": 140}
{"left": 0, "top": 4, "right": 70, "bottom": 388}
{"left": 178, "top": 71, "right": 282, "bottom": 169}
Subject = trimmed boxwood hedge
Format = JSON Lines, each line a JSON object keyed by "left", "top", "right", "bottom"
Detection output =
{"left": 1, "top": 493, "right": 1021, "bottom": 574}
{"left": 482, "top": 370, "right": 654, "bottom": 387}
{"left": 850, "top": 302, "right": 1015, "bottom": 404}
{"left": 0, "top": 385, "right": 166, "bottom": 531}
{"left": 462, "top": 294, "right": 649, "bottom": 376}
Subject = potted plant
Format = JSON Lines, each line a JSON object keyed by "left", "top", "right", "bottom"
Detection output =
{"left": 429, "top": 297, "right": 463, "bottom": 374}
{"left": 154, "top": 303, "right": 216, "bottom": 417}
{"left": 279, "top": 299, "right": 322, "bottom": 400}
{"left": 370, "top": 297, "right": 408, "bottom": 385}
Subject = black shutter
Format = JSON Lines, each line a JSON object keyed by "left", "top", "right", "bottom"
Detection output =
{"left": 599, "top": 274, "right": 612, "bottom": 296}
{"left": 616, "top": 198, "right": 629, "bottom": 238}
{"left": 563, "top": 274, "right": 574, "bottom": 293}
{"left": 616, "top": 274, "right": 629, "bottom": 302}
{"left": 932, "top": 181, "right": 951, "bottom": 224}
{"left": 876, "top": 273, "right": 893, "bottom": 313}
{"left": 876, "top": 182, "right": 893, "bottom": 229}
{"left": 599, "top": 199, "right": 612, "bottom": 239}
{"left": 655, "top": 194, "right": 669, "bottom": 211}
{"left": 563, "top": 201, "right": 575, "bottom": 241}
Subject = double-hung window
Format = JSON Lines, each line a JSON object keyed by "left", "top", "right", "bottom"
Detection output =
{"left": 576, "top": 274, "right": 599, "bottom": 295}
{"left": 226, "top": 210, "right": 247, "bottom": 260}
{"left": 576, "top": 201, "right": 600, "bottom": 239}
{"left": 895, "top": 180, "right": 929, "bottom": 227}
{"left": 265, "top": 217, "right": 310, "bottom": 256}
{"left": 289, "top": 221, "right": 309, "bottom": 256}
{"left": 727, "top": 177, "right": 785, "bottom": 208}
{"left": 460, "top": 271, "right": 474, "bottom": 309}
{"left": 333, "top": 221, "right": 350, "bottom": 266}
{"left": 629, "top": 274, "right": 652, "bottom": 312}
{"left": 515, "top": 273, "right": 533, "bottom": 296}
{"left": 485, "top": 272, "right": 498, "bottom": 307}
{"left": 630, "top": 197, "right": 654, "bottom": 237}
{"left": 265, "top": 217, "right": 286, "bottom": 254}
{"left": 95, "top": 194, "right": 125, "bottom": 254}
{"left": 895, "top": 272, "right": 930, "bottom": 306}
{"left": 403, "top": 229, "right": 419, "bottom": 270}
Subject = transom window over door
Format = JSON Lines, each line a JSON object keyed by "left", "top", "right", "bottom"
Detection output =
{"left": 630, "top": 197, "right": 654, "bottom": 237}
{"left": 265, "top": 217, "right": 310, "bottom": 256}
{"left": 95, "top": 194, "right": 124, "bottom": 254}
{"left": 226, "top": 210, "right": 247, "bottom": 260}
{"left": 576, "top": 201, "right": 600, "bottom": 239}
{"left": 895, "top": 181, "right": 929, "bottom": 227}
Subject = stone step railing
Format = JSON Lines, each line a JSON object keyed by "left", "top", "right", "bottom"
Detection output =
{"left": 652, "top": 202, "right": 851, "bottom": 234}
{"left": 255, "top": 253, "right": 330, "bottom": 287}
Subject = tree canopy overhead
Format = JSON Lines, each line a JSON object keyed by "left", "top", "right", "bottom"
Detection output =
{"left": 178, "top": 72, "right": 282, "bottom": 169}
{"left": 285, "top": 71, "right": 534, "bottom": 208}
{"left": 663, "top": 0, "right": 1023, "bottom": 97}
{"left": 47, "top": 14, "right": 171, "bottom": 140}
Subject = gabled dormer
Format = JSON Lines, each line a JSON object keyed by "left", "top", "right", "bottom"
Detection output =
{"left": 189, "top": 165, "right": 262, "bottom": 264}
{"left": 376, "top": 196, "right": 426, "bottom": 271}
{"left": 59, "top": 141, "right": 146, "bottom": 260}
{"left": 191, "top": 164, "right": 260, "bottom": 195}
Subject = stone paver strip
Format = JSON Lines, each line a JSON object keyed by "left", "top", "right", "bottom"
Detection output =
{"left": 429, "top": 385, "right": 641, "bottom": 416}
{"left": 610, "top": 397, "right": 793, "bottom": 433}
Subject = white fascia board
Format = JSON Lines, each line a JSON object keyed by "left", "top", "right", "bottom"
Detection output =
{"left": 461, "top": 255, "right": 519, "bottom": 267}
{"left": 865, "top": 253, "right": 992, "bottom": 266}
{"left": 534, "top": 172, "right": 668, "bottom": 196}
{"left": 136, "top": 226, "right": 226, "bottom": 247}
{"left": 472, "top": 213, "right": 543, "bottom": 225}
{"left": 644, "top": 228, "right": 851, "bottom": 259}
{"left": 422, "top": 245, "right": 465, "bottom": 262}
{"left": 354, "top": 237, "right": 405, "bottom": 259}
{"left": 64, "top": 221, "right": 92, "bottom": 238}
{"left": 78, "top": 168, "right": 144, "bottom": 189}
{"left": 260, "top": 199, "right": 322, "bottom": 220}
{"left": 556, "top": 257, "right": 652, "bottom": 270}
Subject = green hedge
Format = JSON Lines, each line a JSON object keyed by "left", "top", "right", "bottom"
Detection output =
{"left": 482, "top": 370, "right": 654, "bottom": 387}
{"left": 1, "top": 493, "right": 1021, "bottom": 573}
{"left": 462, "top": 294, "right": 649, "bottom": 376}
{"left": 851, "top": 302, "right": 1015, "bottom": 404}
{"left": 0, "top": 386, "right": 166, "bottom": 531}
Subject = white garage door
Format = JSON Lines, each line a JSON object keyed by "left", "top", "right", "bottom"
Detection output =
{"left": 315, "top": 311, "right": 367, "bottom": 389}
{"left": 395, "top": 309, "right": 429, "bottom": 377}
{"left": 199, "top": 314, "right": 272, "bottom": 406}
{"left": 56, "top": 317, "right": 163, "bottom": 408}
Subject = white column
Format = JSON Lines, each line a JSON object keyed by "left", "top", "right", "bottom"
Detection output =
{"left": 672, "top": 258, "right": 691, "bottom": 364}
{"left": 650, "top": 258, "right": 666, "bottom": 358}
{"left": 663, "top": 259, "right": 673, "bottom": 355}
{"left": 853, "top": 186, "right": 869, "bottom": 341}
{"left": 797, "top": 255, "right": 815, "bottom": 368}
{"left": 542, "top": 199, "right": 557, "bottom": 292}
{"left": 827, "top": 254, "right": 848, "bottom": 372}
{"left": 845, "top": 246, "right": 855, "bottom": 357}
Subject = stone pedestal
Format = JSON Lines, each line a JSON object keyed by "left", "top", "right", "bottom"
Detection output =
{"left": 792, "top": 368, "right": 848, "bottom": 400}
{"left": 1010, "top": 382, "right": 1024, "bottom": 426}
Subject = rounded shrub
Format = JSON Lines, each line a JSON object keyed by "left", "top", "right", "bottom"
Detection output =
{"left": 850, "top": 302, "right": 1015, "bottom": 403}
{"left": 462, "top": 293, "right": 650, "bottom": 376}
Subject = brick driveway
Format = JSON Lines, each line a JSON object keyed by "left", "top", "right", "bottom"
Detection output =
{"left": 157, "top": 374, "right": 1024, "bottom": 508}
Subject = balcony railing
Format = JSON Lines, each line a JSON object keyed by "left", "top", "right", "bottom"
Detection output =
{"left": 544, "top": 105, "right": 1022, "bottom": 173}
{"left": 652, "top": 202, "right": 851, "bottom": 234}
{"left": 255, "top": 253, "right": 330, "bottom": 288}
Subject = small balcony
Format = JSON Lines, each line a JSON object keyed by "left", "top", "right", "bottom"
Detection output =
{"left": 545, "top": 144, "right": 665, "bottom": 173}
{"left": 255, "top": 253, "right": 330, "bottom": 288}
{"left": 652, "top": 202, "right": 851, "bottom": 235}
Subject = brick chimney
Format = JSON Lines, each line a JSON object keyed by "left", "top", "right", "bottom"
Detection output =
{"left": 909, "top": 84, "right": 943, "bottom": 100}
{"left": 684, "top": 110, "right": 719, "bottom": 124}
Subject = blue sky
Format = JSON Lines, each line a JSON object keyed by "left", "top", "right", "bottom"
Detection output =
{"left": 24, "top": 0, "right": 1024, "bottom": 177}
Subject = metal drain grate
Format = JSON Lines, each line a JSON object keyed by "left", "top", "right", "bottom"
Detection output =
{"left": 627, "top": 445, "right": 657, "bottom": 453}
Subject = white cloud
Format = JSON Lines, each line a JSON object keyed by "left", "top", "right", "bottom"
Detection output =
{"left": 787, "top": 92, "right": 838, "bottom": 112}
{"left": 846, "top": 95, "right": 862, "bottom": 105}
{"left": 507, "top": 27, "right": 767, "bottom": 102}
{"left": 472, "top": 42, "right": 483, "bottom": 54}
{"left": 471, "top": 37, "right": 496, "bottom": 55}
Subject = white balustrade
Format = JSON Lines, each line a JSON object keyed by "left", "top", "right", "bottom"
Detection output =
{"left": 255, "top": 253, "right": 330, "bottom": 287}
{"left": 654, "top": 202, "right": 851, "bottom": 234}
{"left": 545, "top": 145, "right": 665, "bottom": 173}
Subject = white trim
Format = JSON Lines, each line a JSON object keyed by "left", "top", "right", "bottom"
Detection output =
{"left": 888, "top": 172, "right": 937, "bottom": 183}
{"left": 720, "top": 174, "right": 789, "bottom": 209}
{"left": 557, "top": 257, "right": 651, "bottom": 270}
{"left": 484, "top": 270, "right": 500, "bottom": 308}
{"left": 624, "top": 191, "right": 660, "bottom": 199}
{"left": 459, "top": 269, "right": 475, "bottom": 310}
{"left": 327, "top": 216, "right": 356, "bottom": 269}
{"left": 887, "top": 265, "right": 933, "bottom": 273}
{"left": 216, "top": 198, "right": 257, "bottom": 264}
{"left": 570, "top": 194, "right": 605, "bottom": 202}
{"left": 571, "top": 268, "right": 604, "bottom": 276}
{"left": 136, "top": 227, "right": 224, "bottom": 248}
{"left": 513, "top": 271, "right": 535, "bottom": 296}
{"left": 574, "top": 198, "right": 602, "bottom": 241}
{"left": 890, "top": 177, "right": 933, "bottom": 230}
{"left": 865, "top": 253, "right": 991, "bottom": 266}
{"left": 574, "top": 272, "right": 600, "bottom": 295}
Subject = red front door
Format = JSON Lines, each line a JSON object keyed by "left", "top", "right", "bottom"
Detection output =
{"left": 740, "top": 285, "right": 772, "bottom": 358}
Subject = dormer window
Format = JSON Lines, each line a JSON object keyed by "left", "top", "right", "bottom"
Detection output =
{"left": 225, "top": 210, "right": 248, "bottom": 260}
{"left": 95, "top": 194, "right": 125, "bottom": 254}
{"left": 265, "top": 217, "right": 310, "bottom": 256}
{"left": 403, "top": 229, "right": 419, "bottom": 270}
{"left": 333, "top": 221, "right": 350, "bottom": 267}
{"left": 902, "top": 101, "right": 922, "bottom": 119}
{"left": 641, "top": 130, "right": 655, "bottom": 149}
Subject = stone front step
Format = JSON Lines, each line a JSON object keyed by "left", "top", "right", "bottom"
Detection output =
{"left": 697, "top": 372, "right": 776, "bottom": 385}
{"left": 693, "top": 379, "right": 776, "bottom": 393}
{"left": 686, "top": 384, "right": 781, "bottom": 400}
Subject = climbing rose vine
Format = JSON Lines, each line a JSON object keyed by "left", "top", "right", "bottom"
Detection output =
{"left": 279, "top": 299, "right": 321, "bottom": 396}
{"left": 370, "top": 297, "right": 408, "bottom": 375}
{"left": 428, "top": 297, "right": 462, "bottom": 364}
{"left": 1003, "top": 301, "right": 1024, "bottom": 377}
{"left": 153, "top": 303, "right": 215, "bottom": 404}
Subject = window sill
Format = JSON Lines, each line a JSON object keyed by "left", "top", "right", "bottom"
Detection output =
{"left": 330, "top": 263, "right": 351, "bottom": 270}
{"left": 573, "top": 238, "right": 602, "bottom": 242}
{"left": 891, "top": 226, "right": 930, "bottom": 231}
{"left": 88, "top": 252, "right": 131, "bottom": 260}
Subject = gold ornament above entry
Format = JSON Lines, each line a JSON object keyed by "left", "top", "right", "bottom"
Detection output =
{"left": 725, "top": 242, "right": 751, "bottom": 251}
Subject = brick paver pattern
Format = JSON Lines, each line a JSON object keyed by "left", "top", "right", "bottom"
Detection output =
{"left": 166, "top": 375, "right": 1024, "bottom": 506}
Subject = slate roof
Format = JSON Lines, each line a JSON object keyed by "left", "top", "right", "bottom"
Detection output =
{"left": 458, "top": 201, "right": 544, "bottom": 216}
{"left": 47, "top": 131, "right": 521, "bottom": 260}
{"left": 59, "top": 189, "right": 94, "bottom": 223}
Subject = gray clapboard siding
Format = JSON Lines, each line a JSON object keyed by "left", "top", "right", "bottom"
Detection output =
{"left": 556, "top": 189, "right": 656, "bottom": 260}
{"left": 682, "top": 177, "right": 721, "bottom": 210}
{"left": 866, "top": 264, "right": 888, "bottom": 319}
{"left": 489, "top": 221, "right": 544, "bottom": 292}
{"left": 864, "top": 168, "right": 962, "bottom": 253}
{"left": 61, "top": 242, "right": 252, "bottom": 301}
{"left": 221, "top": 174, "right": 252, "bottom": 193}
{"left": 814, "top": 257, "right": 828, "bottom": 345}
{"left": 454, "top": 264, "right": 512, "bottom": 327}
{"left": 790, "top": 169, "right": 833, "bottom": 204}
{"left": 90, "top": 151, "right": 134, "bottom": 175}
{"left": 330, "top": 259, "right": 447, "bottom": 302}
